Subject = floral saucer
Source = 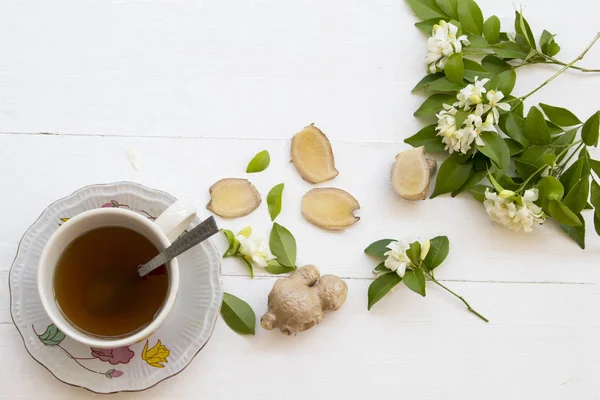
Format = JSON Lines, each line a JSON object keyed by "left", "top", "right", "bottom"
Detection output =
{"left": 9, "top": 182, "right": 223, "bottom": 394}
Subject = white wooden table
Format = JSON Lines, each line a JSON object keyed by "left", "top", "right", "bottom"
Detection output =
{"left": 1, "top": 0, "right": 600, "bottom": 398}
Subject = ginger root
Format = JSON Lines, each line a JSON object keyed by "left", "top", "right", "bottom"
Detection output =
{"left": 206, "top": 178, "right": 261, "bottom": 218}
{"left": 291, "top": 124, "right": 339, "bottom": 184}
{"left": 301, "top": 188, "right": 360, "bottom": 230}
{"left": 261, "top": 265, "right": 347, "bottom": 335}
{"left": 391, "top": 146, "right": 437, "bottom": 200}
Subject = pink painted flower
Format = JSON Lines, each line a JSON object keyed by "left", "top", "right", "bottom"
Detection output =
{"left": 91, "top": 346, "right": 134, "bottom": 365}
{"left": 105, "top": 369, "right": 124, "bottom": 379}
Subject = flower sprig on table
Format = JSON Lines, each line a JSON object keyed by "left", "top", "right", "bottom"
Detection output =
{"left": 365, "top": 236, "right": 488, "bottom": 322}
{"left": 405, "top": 0, "right": 600, "bottom": 248}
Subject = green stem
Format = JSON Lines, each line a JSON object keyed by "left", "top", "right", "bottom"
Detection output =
{"left": 513, "top": 33, "right": 600, "bottom": 107}
{"left": 424, "top": 272, "right": 489, "bottom": 323}
{"left": 544, "top": 55, "right": 600, "bottom": 73}
{"left": 516, "top": 164, "right": 550, "bottom": 192}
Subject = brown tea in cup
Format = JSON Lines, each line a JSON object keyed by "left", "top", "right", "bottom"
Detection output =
{"left": 53, "top": 226, "right": 168, "bottom": 337}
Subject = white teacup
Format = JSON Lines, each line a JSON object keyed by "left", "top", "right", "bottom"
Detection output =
{"left": 37, "top": 200, "right": 196, "bottom": 348}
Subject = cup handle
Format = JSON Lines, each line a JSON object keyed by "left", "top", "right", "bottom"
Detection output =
{"left": 154, "top": 200, "right": 197, "bottom": 242}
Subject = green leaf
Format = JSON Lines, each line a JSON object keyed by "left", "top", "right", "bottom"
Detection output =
{"left": 404, "top": 125, "right": 445, "bottom": 153}
{"left": 497, "top": 174, "right": 522, "bottom": 191}
{"left": 499, "top": 112, "right": 528, "bottom": 148}
{"left": 589, "top": 159, "right": 600, "bottom": 178}
{"left": 581, "top": 111, "right": 600, "bottom": 146}
{"left": 483, "top": 15, "right": 501, "bottom": 44}
{"left": 407, "top": 241, "right": 422, "bottom": 265}
{"left": 514, "top": 160, "right": 537, "bottom": 180}
{"left": 415, "top": 18, "right": 441, "bottom": 34}
{"left": 462, "top": 59, "right": 491, "bottom": 82}
{"left": 374, "top": 262, "right": 389, "bottom": 273}
{"left": 367, "top": 272, "right": 402, "bottom": 310}
{"left": 524, "top": 106, "right": 551, "bottom": 145}
{"left": 560, "top": 159, "right": 585, "bottom": 195}
{"left": 413, "top": 73, "right": 444, "bottom": 91}
{"left": 406, "top": 0, "right": 447, "bottom": 20}
{"left": 590, "top": 181, "right": 600, "bottom": 217}
{"left": 478, "top": 132, "right": 510, "bottom": 171}
{"left": 505, "top": 138, "right": 524, "bottom": 156}
{"left": 36, "top": 324, "right": 65, "bottom": 346}
{"left": 519, "top": 145, "right": 554, "bottom": 169}
{"left": 465, "top": 35, "right": 491, "bottom": 54}
{"left": 452, "top": 168, "right": 486, "bottom": 197}
{"left": 238, "top": 256, "right": 255, "bottom": 278}
{"left": 220, "top": 229, "right": 239, "bottom": 257}
{"left": 402, "top": 269, "right": 426, "bottom": 296}
{"left": 425, "top": 76, "right": 465, "bottom": 93}
{"left": 269, "top": 223, "right": 297, "bottom": 267}
{"left": 488, "top": 69, "right": 516, "bottom": 95}
{"left": 539, "top": 103, "right": 581, "bottom": 127}
{"left": 221, "top": 293, "right": 256, "bottom": 335}
{"left": 444, "top": 53, "right": 464, "bottom": 84}
{"left": 414, "top": 94, "right": 456, "bottom": 117}
{"left": 435, "top": 0, "right": 458, "bottom": 19}
{"left": 246, "top": 150, "right": 270, "bottom": 173}
{"left": 492, "top": 41, "right": 529, "bottom": 59}
{"left": 481, "top": 55, "right": 512, "bottom": 74}
{"left": 560, "top": 213, "right": 585, "bottom": 249}
{"left": 265, "top": 260, "right": 296, "bottom": 275}
{"left": 457, "top": 0, "right": 483, "bottom": 34}
{"left": 469, "top": 184, "right": 489, "bottom": 202}
{"left": 563, "top": 177, "right": 590, "bottom": 214}
{"left": 548, "top": 200, "right": 582, "bottom": 226}
{"left": 364, "top": 239, "right": 395, "bottom": 258}
{"left": 431, "top": 154, "right": 473, "bottom": 198}
{"left": 514, "top": 11, "right": 536, "bottom": 49}
{"left": 266, "top": 183, "right": 284, "bottom": 221}
{"left": 540, "top": 30, "right": 561, "bottom": 57}
{"left": 546, "top": 120, "right": 563, "bottom": 135}
{"left": 538, "top": 176, "right": 564, "bottom": 201}
{"left": 423, "top": 235, "right": 449, "bottom": 270}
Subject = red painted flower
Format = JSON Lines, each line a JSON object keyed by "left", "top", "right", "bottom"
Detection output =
{"left": 105, "top": 369, "right": 124, "bottom": 379}
{"left": 91, "top": 346, "right": 134, "bottom": 365}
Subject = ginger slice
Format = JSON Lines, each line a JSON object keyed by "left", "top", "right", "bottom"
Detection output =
{"left": 301, "top": 188, "right": 360, "bottom": 230}
{"left": 206, "top": 178, "right": 261, "bottom": 218}
{"left": 391, "top": 146, "right": 437, "bottom": 201}
{"left": 291, "top": 124, "right": 339, "bottom": 184}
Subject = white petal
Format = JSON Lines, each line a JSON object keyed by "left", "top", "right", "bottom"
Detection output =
{"left": 396, "top": 263, "right": 407, "bottom": 277}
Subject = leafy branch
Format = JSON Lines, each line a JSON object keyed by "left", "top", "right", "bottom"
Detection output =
{"left": 365, "top": 236, "right": 488, "bottom": 322}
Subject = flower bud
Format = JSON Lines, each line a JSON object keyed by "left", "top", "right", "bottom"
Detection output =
{"left": 420, "top": 239, "right": 431, "bottom": 260}
{"left": 499, "top": 190, "right": 515, "bottom": 199}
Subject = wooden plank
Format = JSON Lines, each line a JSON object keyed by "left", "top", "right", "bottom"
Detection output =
{"left": 0, "top": 134, "right": 598, "bottom": 284}
{"left": 1, "top": 277, "right": 598, "bottom": 398}
{"left": 0, "top": 0, "right": 598, "bottom": 140}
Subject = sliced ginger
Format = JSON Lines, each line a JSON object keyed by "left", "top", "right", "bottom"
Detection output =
{"left": 391, "top": 146, "right": 437, "bottom": 201}
{"left": 206, "top": 178, "right": 261, "bottom": 218}
{"left": 301, "top": 188, "right": 360, "bottom": 230}
{"left": 291, "top": 124, "right": 339, "bottom": 184}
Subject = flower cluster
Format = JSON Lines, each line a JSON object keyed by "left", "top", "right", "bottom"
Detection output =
{"left": 382, "top": 238, "right": 430, "bottom": 277}
{"left": 426, "top": 21, "right": 470, "bottom": 74}
{"left": 484, "top": 188, "right": 546, "bottom": 232}
{"left": 435, "top": 77, "right": 510, "bottom": 154}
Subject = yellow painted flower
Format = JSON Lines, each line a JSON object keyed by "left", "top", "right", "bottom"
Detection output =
{"left": 141, "top": 340, "right": 170, "bottom": 368}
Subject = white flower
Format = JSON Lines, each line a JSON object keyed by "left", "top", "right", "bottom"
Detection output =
{"left": 456, "top": 77, "right": 489, "bottom": 110}
{"left": 507, "top": 31, "right": 517, "bottom": 42}
{"left": 426, "top": 20, "right": 470, "bottom": 74}
{"left": 483, "top": 90, "right": 511, "bottom": 123}
{"left": 420, "top": 240, "right": 431, "bottom": 260}
{"left": 438, "top": 105, "right": 496, "bottom": 154}
{"left": 236, "top": 234, "right": 275, "bottom": 268}
{"left": 383, "top": 239, "right": 412, "bottom": 277}
{"left": 483, "top": 188, "right": 546, "bottom": 232}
